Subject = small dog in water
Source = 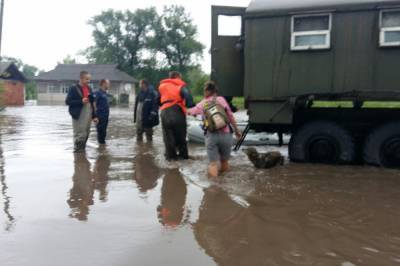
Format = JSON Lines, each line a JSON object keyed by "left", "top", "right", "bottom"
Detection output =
{"left": 243, "top": 147, "right": 284, "bottom": 169}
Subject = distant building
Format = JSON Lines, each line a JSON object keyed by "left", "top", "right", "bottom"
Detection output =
{"left": 34, "top": 64, "right": 137, "bottom": 105}
{"left": 0, "top": 62, "right": 27, "bottom": 106}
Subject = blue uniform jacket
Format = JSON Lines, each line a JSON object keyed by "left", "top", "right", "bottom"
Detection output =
{"left": 93, "top": 89, "right": 110, "bottom": 119}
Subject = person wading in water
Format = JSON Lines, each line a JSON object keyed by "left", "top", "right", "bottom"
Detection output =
{"left": 134, "top": 79, "right": 159, "bottom": 142}
{"left": 66, "top": 71, "right": 97, "bottom": 153}
{"left": 93, "top": 79, "right": 111, "bottom": 145}
{"left": 187, "top": 81, "right": 241, "bottom": 178}
{"left": 158, "top": 71, "right": 194, "bottom": 161}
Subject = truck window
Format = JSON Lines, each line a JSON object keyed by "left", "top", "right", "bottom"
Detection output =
{"left": 380, "top": 10, "right": 400, "bottom": 47}
{"left": 218, "top": 15, "right": 242, "bottom": 36}
{"left": 291, "top": 14, "right": 331, "bottom": 51}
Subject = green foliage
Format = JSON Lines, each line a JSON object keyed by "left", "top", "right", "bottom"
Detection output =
{"left": 151, "top": 6, "right": 204, "bottom": 72}
{"left": 85, "top": 6, "right": 205, "bottom": 86}
{"left": 2, "top": 56, "right": 41, "bottom": 100}
{"left": 186, "top": 67, "right": 209, "bottom": 96}
{"left": 59, "top": 55, "right": 77, "bottom": 64}
{"left": 85, "top": 8, "right": 159, "bottom": 75}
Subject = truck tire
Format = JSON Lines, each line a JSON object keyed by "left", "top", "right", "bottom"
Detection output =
{"left": 363, "top": 122, "right": 400, "bottom": 168}
{"left": 289, "top": 121, "right": 356, "bottom": 164}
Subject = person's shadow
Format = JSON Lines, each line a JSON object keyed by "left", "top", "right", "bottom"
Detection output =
{"left": 67, "top": 151, "right": 111, "bottom": 221}
{"left": 157, "top": 169, "right": 189, "bottom": 229}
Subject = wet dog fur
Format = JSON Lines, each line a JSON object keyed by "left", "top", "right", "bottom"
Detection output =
{"left": 243, "top": 147, "right": 284, "bottom": 169}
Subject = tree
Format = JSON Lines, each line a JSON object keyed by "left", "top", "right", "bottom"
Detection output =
{"left": 151, "top": 6, "right": 204, "bottom": 73}
{"left": 85, "top": 8, "right": 158, "bottom": 76}
{"left": 2, "top": 56, "right": 40, "bottom": 100}
{"left": 59, "top": 55, "right": 77, "bottom": 64}
{"left": 85, "top": 6, "right": 205, "bottom": 85}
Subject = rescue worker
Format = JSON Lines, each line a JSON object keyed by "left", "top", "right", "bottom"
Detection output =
{"left": 93, "top": 79, "right": 110, "bottom": 145}
{"left": 134, "top": 79, "right": 159, "bottom": 142}
{"left": 65, "top": 71, "right": 97, "bottom": 153}
{"left": 158, "top": 71, "right": 194, "bottom": 161}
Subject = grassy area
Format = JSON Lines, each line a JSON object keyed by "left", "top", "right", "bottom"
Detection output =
{"left": 312, "top": 101, "right": 400, "bottom": 108}
{"left": 193, "top": 95, "right": 245, "bottom": 110}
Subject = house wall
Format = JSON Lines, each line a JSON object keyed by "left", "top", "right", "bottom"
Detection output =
{"left": 37, "top": 81, "right": 136, "bottom": 106}
{"left": 4, "top": 81, "right": 25, "bottom": 106}
{"left": 37, "top": 81, "right": 71, "bottom": 105}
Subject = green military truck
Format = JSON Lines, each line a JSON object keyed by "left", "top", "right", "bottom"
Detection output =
{"left": 212, "top": 0, "right": 400, "bottom": 168}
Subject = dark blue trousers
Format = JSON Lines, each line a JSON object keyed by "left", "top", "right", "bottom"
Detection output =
{"left": 96, "top": 116, "right": 109, "bottom": 144}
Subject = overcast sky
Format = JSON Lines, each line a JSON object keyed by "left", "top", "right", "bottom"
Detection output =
{"left": 2, "top": 0, "right": 250, "bottom": 73}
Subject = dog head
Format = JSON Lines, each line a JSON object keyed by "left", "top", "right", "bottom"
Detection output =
{"left": 243, "top": 147, "right": 259, "bottom": 162}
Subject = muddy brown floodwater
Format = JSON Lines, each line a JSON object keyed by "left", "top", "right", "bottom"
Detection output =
{"left": 0, "top": 106, "right": 400, "bottom": 266}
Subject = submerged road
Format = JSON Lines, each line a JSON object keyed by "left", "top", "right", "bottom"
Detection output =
{"left": 0, "top": 106, "right": 400, "bottom": 266}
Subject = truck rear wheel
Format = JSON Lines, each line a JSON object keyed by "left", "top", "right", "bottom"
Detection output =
{"left": 363, "top": 122, "right": 400, "bottom": 168}
{"left": 289, "top": 121, "right": 356, "bottom": 164}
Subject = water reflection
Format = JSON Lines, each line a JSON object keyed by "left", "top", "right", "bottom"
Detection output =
{"left": 0, "top": 144, "right": 15, "bottom": 231}
{"left": 93, "top": 150, "right": 111, "bottom": 202}
{"left": 133, "top": 144, "right": 162, "bottom": 193}
{"left": 67, "top": 151, "right": 111, "bottom": 221}
{"left": 67, "top": 153, "right": 94, "bottom": 221}
{"left": 157, "top": 169, "right": 189, "bottom": 229}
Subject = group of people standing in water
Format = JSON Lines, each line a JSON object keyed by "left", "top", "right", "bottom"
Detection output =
{"left": 65, "top": 70, "right": 242, "bottom": 178}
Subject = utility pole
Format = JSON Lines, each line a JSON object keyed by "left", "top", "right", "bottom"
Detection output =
{"left": 0, "top": 0, "right": 4, "bottom": 60}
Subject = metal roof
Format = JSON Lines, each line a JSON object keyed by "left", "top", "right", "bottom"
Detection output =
{"left": 247, "top": 0, "right": 400, "bottom": 17}
{"left": 0, "top": 62, "right": 28, "bottom": 83}
{"left": 34, "top": 64, "right": 136, "bottom": 83}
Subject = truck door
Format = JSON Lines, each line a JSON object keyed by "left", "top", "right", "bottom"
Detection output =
{"left": 211, "top": 6, "right": 246, "bottom": 97}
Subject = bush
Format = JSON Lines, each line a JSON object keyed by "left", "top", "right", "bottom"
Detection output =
{"left": 186, "top": 67, "right": 209, "bottom": 96}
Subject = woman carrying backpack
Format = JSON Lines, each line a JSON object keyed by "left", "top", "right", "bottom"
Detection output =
{"left": 187, "top": 81, "right": 241, "bottom": 178}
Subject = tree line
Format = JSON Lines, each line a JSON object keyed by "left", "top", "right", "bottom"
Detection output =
{"left": 2, "top": 5, "right": 209, "bottom": 99}
{"left": 84, "top": 5, "right": 208, "bottom": 95}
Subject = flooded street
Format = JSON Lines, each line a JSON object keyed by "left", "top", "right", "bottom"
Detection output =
{"left": 1, "top": 106, "right": 400, "bottom": 266}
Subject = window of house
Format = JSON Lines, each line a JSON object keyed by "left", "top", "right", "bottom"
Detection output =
{"left": 61, "top": 83, "right": 72, "bottom": 94}
{"left": 47, "top": 84, "right": 61, "bottom": 93}
{"left": 124, "top": 83, "right": 132, "bottom": 93}
{"left": 38, "top": 86, "right": 47, "bottom": 94}
{"left": 380, "top": 10, "right": 400, "bottom": 47}
{"left": 291, "top": 14, "right": 332, "bottom": 51}
{"left": 218, "top": 15, "right": 242, "bottom": 36}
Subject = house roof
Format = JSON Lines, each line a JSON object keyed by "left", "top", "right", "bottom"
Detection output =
{"left": 0, "top": 62, "right": 28, "bottom": 83}
{"left": 34, "top": 64, "right": 136, "bottom": 83}
{"left": 246, "top": 0, "right": 400, "bottom": 17}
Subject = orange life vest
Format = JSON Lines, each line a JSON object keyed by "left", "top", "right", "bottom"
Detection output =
{"left": 159, "top": 78, "right": 187, "bottom": 114}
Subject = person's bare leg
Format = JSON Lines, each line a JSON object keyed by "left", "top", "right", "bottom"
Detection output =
{"left": 220, "top": 160, "right": 230, "bottom": 173}
{"left": 208, "top": 162, "right": 219, "bottom": 178}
